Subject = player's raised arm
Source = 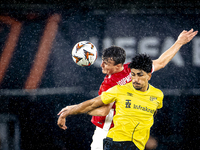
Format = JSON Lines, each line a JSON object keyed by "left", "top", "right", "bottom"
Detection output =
{"left": 57, "top": 95, "right": 104, "bottom": 130}
{"left": 153, "top": 28, "right": 198, "bottom": 72}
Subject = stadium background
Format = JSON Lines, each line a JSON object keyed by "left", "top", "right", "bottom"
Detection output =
{"left": 0, "top": 0, "right": 199, "bottom": 150}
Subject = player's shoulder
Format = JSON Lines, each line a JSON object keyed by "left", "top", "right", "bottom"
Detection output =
{"left": 105, "top": 84, "right": 122, "bottom": 94}
{"left": 123, "top": 63, "right": 130, "bottom": 69}
{"left": 115, "top": 82, "right": 132, "bottom": 91}
{"left": 111, "top": 82, "right": 130, "bottom": 90}
{"left": 121, "top": 63, "right": 131, "bottom": 73}
{"left": 149, "top": 84, "right": 164, "bottom": 97}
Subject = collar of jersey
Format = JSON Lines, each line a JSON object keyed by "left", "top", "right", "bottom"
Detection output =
{"left": 130, "top": 83, "right": 151, "bottom": 94}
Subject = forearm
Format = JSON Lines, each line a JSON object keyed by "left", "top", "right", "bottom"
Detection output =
{"left": 153, "top": 29, "right": 198, "bottom": 72}
{"left": 153, "top": 41, "right": 183, "bottom": 71}
{"left": 60, "top": 96, "right": 103, "bottom": 118}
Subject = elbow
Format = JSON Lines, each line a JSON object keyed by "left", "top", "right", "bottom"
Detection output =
{"left": 101, "top": 109, "right": 110, "bottom": 116}
{"left": 160, "top": 63, "right": 166, "bottom": 69}
{"left": 97, "top": 107, "right": 110, "bottom": 116}
{"left": 87, "top": 109, "right": 108, "bottom": 116}
{"left": 101, "top": 103, "right": 114, "bottom": 116}
{"left": 154, "top": 62, "right": 166, "bottom": 72}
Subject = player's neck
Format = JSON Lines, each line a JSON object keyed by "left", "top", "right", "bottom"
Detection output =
{"left": 118, "top": 66, "right": 124, "bottom": 73}
{"left": 140, "top": 84, "right": 149, "bottom": 92}
{"left": 111, "top": 66, "right": 124, "bottom": 75}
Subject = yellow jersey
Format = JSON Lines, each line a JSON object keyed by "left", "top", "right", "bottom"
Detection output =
{"left": 101, "top": 82, "right": 164, "bottom": 150}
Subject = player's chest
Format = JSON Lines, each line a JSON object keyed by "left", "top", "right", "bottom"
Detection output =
{"left": 116, "top": 92, "right": 159, "bottom": 111}
{"left": 103, "top": 72, "right": 132, "bottom": 85}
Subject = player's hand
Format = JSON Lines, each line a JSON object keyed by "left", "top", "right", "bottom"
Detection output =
{"left": 57, "top": 105, "right": 76, "bottom": 116}
{"left": 177, "top": 28, "right": 198, "bottom": 45}
{"left": 57, "top": 115, "right": 67, "bottom": 130}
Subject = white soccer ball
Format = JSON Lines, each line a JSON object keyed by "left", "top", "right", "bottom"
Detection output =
{"left": 72, "top": 41, "right": 98, "bottom": 66}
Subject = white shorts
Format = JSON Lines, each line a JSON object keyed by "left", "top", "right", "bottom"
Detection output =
{"left": 90, "top": 109, "right": 114, "bottom": 150}
{"left": 90, "top": 126, "right": 108, "bottom": 150}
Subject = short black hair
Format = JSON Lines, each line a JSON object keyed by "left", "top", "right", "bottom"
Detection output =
{"left": 102, "top": 46, "right": 126, "bottom": 65}
{"left": 128, "top": 54, "right": 152, "bottom": 73}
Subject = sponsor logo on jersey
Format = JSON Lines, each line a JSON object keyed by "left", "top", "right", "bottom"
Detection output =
{"left": 150, "top": 96, "right": 157, "bottom": 101}
{"left": 127, "top": 92, "right": 133, "bottom": 97}
{"left": 125, "top": 100, "right": 156, "bottom": 114}
{"left": 117, "top": 73, "right": 132, "bottom": 85}
{"left": 133, "top": 104, "right": 156, "bottom": 114}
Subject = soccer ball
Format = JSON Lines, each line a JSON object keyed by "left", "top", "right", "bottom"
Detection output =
{"left": 72, "top": 41, "right": 98, "bottom": 66}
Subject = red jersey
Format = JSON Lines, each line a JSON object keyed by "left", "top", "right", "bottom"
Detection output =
{"left": 91, "top": 63, "right": 132, "bottom": 129}
{"left": 91, "top": 63, "right": 154, "bottom": 130}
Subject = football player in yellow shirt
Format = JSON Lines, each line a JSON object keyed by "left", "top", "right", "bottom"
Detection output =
{"left": 58, "top": 53, "right": 164, "bottom": 150}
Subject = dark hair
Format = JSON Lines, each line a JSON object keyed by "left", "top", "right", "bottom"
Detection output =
{"left": 128, "top": 54, "right": 152, "bottom": 73}
{"left": 102, "top": 46, "right": 126, "bottom": 65}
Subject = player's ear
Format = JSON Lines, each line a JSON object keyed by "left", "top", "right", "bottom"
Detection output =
{"left": 147, "top": 73, "right": 152, "bottom": 81}
{"left": 116, "top": 63, "right": 123, "bottom": 68}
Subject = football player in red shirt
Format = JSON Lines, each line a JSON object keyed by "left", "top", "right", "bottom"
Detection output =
{"left": 58, "top": 29, "right": 197, "bottom": 150}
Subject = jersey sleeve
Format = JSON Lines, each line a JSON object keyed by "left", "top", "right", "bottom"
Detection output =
{"left": 157, "top": 91, "right": 164, "bottom": 109}
{"left": 101, "top": 85, "right": 119, "bottom": 105}
{"left": 151, "top": 64, "right": 154, "bottom": 73}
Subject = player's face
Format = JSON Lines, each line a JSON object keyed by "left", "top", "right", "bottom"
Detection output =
{"left": 131, "top": 68, "right": 151, "bottom": 92}
{"left": 101, "top": 58, "right": 119, "bottom": 75}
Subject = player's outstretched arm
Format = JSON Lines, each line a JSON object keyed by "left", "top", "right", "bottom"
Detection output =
{"left": 57, "top": 96, "right": 104, "bottom": 130}
{"left": 153, "top": 29, "right": 198, "bottom": 72}
{"left": 57, "top": 102, "right": 113, "bottom": 117}
{"left": 57, "top": 104, "right": 77, "bottom": 116}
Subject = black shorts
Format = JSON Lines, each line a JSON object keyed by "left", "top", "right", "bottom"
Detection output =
{"left": 103, "top": 137, "right": 139, "bottom": 150}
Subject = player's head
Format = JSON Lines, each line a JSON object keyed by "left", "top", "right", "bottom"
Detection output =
{"left": 101, "top": 46, "right": 126, "bottom": 75}
{"left": 102, "top": 46, "right": 126, "bottom": 65}
{"left": 128, "top": 54, "right": 152, "bottom": 91}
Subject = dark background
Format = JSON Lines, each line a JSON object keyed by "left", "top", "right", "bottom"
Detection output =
{"left": 0, "top": 1, "right": 199, "bottom": 150}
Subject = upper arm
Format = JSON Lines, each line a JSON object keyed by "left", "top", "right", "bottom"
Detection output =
{"left": 90, "top": 95, "right": 105, "bottom": 110}
{"left": 76, "top": 95, "right": 104, "bottom": 114}
{"left": 152, "top": 59, "right": 165, "bottom": 72}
